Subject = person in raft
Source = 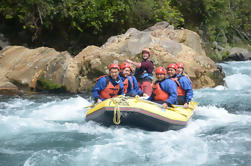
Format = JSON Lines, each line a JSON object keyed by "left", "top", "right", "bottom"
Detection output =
{"left": 92, "top": 64, "right": 124, "bottom": 103}
{"left": 148, "top": 67, "right": 177, "bottom": 109}
{"left": 176, "top": 62, "right": 191, "bottom": 80}
{"left": 126, "top": 48, "right": 154, "bottom": 97}
{"left": 167, "top": 63, "right": 193, "bottom": 108}
{"left": 119, "top": 62, "right": 144, "bottom": 97}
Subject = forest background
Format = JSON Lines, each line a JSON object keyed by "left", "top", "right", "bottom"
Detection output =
{"left": 0, "top": 0, "right": 250, "bottom": 61}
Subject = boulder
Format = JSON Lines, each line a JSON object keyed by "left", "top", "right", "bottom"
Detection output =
{"left": 0, "top": 46, "right": 76, "bottom": 93}
{"left": 223, "top": 47, "right": 251, "bottom": 61}
{"left": 0, "top": 82, "right": 22, "bottom": 96}
{"left": 75, "top": 22, "right": 224, "bottom": 90}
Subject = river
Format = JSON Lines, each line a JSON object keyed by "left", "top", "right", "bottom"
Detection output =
{"left": 1, "top": 61, "right": 251, "bottom": 166}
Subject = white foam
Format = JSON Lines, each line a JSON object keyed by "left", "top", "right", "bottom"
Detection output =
{"left": 65, "top": 122, "right": 209, "bottom": 166}
{"left": 0, "top": 98, "right": 34, "bottom": 116}
{"left": 0, "top": 98, "right": 33, "bottom": 108}
{"left": 224, "top": 73, "right": 251, "bottom": 90}
{"left": 0, "top": 114, "right": 59, "bottom": 137}
{"left": 214, "top": 85, "right": 227, "bottom": 90}
{"left": 28, "top": 96, "right": 91, "bottom": 121}
{"left": 188, "top": 105, "right": 251, "bottom": 136}
{"left": 2, "top": 90, "right": 251, "bottom": 166}
{"left": 0, "top": 96, "right": 95, "bottom": 138}
{"left": 8, "top": 104, "right": 251, "bottom": 166}
{"left": 220, "top": 61, "right": 251, "bottom": 76}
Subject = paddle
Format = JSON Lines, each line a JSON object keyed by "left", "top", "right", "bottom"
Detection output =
{"left": 83, "top": 104, "right": 95, "bottom": 109}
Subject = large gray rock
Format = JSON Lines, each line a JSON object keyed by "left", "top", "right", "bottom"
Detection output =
{"left": 223, "top": 47, "right": 251, "bottom": 61}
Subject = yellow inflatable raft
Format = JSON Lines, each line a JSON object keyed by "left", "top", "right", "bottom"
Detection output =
{"left": 86, "top": 96, "right": 198, "bottom": 131}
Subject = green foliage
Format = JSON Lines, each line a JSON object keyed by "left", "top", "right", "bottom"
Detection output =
{"left": 221, "top": 50, "right": 230, "bottom": 60}
{"left": 0, "top": 0, "right": 184, "bottom": 39}
{"left": 0, "top": 0, "right": 250, "bottom": 55}
{"left": 153, "top": 0, "right": 184, "bottom": 26}
{"left": 37, "top": 79, "right": 64, "bottom": 91}
{"left": 0, "top": 0, "right": 58, "bottom": 39}
{"left": 125, "top": 0, "right": 183, "bottom": 29}
{"left": 171, "top": 0, "right": 251, "bottom": 45}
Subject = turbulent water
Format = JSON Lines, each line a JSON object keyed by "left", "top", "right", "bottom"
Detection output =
{"left": 1, "top": 61, "right": 251, "bottom": 166}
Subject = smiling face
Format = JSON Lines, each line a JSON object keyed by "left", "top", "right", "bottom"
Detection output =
{"left": 176, "top": 67, "right": 183, "bottom": 75}
{"left": 122, "top": 67, "right": 131, "bottom": 77}
{"left": 156, "top": 73, "right": 166, "bottom": 81}
{"left": 109, "top": 68, "right": 120, "bottom": 80}
{"left": 142, "top": 52, "right": 150, "bottom": 60}
{"left": 168, "top": 67, "right": 176, "bottom": 77}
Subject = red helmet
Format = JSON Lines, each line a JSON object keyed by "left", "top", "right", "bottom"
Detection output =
{"left": 155, "top": 67, "right": 167, "bottom": 75}
{"left": 167, "top": 63, "right": 177, "bottom": 70}
{"left": 109, "top": 64, "right": 120, "bottom": 70}
{"left": 142, "top": 48, "right": 150, "bottom": 55}
{"left": 176, "top": 62, "right": 184, "bottom": 69}
{"left": 120, "top": 62, "right": 133, "bottom": 72}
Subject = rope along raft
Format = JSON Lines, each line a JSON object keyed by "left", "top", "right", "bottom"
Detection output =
{"left": 107, "top": 95, "right": 197, "bottom": 125}
{"left": 110, "top": 95, "right": 129, "bottom": 125}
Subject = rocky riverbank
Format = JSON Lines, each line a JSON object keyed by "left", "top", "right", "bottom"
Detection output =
{"left": 0, "top": 22, "right": 225, "bottom": 96}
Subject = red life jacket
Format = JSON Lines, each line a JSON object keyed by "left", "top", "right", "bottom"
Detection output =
{"left": 123, "top": 76, "right": 135, "bottom": 94}
{"left": 97, "top": 75, "right": 120, "bottom": 99}
{"left": 152, "top": 80, "right": 169, "bottom": 101}
{"left": 171, "top": 77, "right": 186, "bottom": 96}
{"left": 123, "top": 78, "right": 129, "bottom": 94}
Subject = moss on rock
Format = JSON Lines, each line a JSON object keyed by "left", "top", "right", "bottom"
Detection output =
{"left": 37, "top": 79, "right": 65, "bottom": 92}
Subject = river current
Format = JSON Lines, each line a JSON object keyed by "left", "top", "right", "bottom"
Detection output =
{"left": 1, "top": 61, "right": 251, "bottom": 166}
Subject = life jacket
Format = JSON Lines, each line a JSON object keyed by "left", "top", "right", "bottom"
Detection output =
{"left": 152, "top": 80, "right": 169, "bottom": 101}
{"left": 97, "top": 75, "right": 120, "bottom": 99}
{"left": 171, "top": 76, "right": 186, "bottom": 96}
{"left": 122, "top": 77, "right": 129, "bottom": 94}
{"left": 123, "top": 76, "right": 136, "bottom": 94}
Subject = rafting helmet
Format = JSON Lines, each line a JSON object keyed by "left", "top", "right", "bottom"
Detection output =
{"left": 142, "top": 48, "right": 150, "bottom": 55}
{"left": 120, "top": 62, "right": 133, "bottom": 72}
{"left": 176, "top": 62, "right": 184, "bottom": 69}
{"left": 109, "top": 64, "right": 120, "bottom": 71}
{"left": 155, "top": 67, "right": 167, "bottom": 75}
{"left": 167, "top": 63, "right": 177, "bottom": 70}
